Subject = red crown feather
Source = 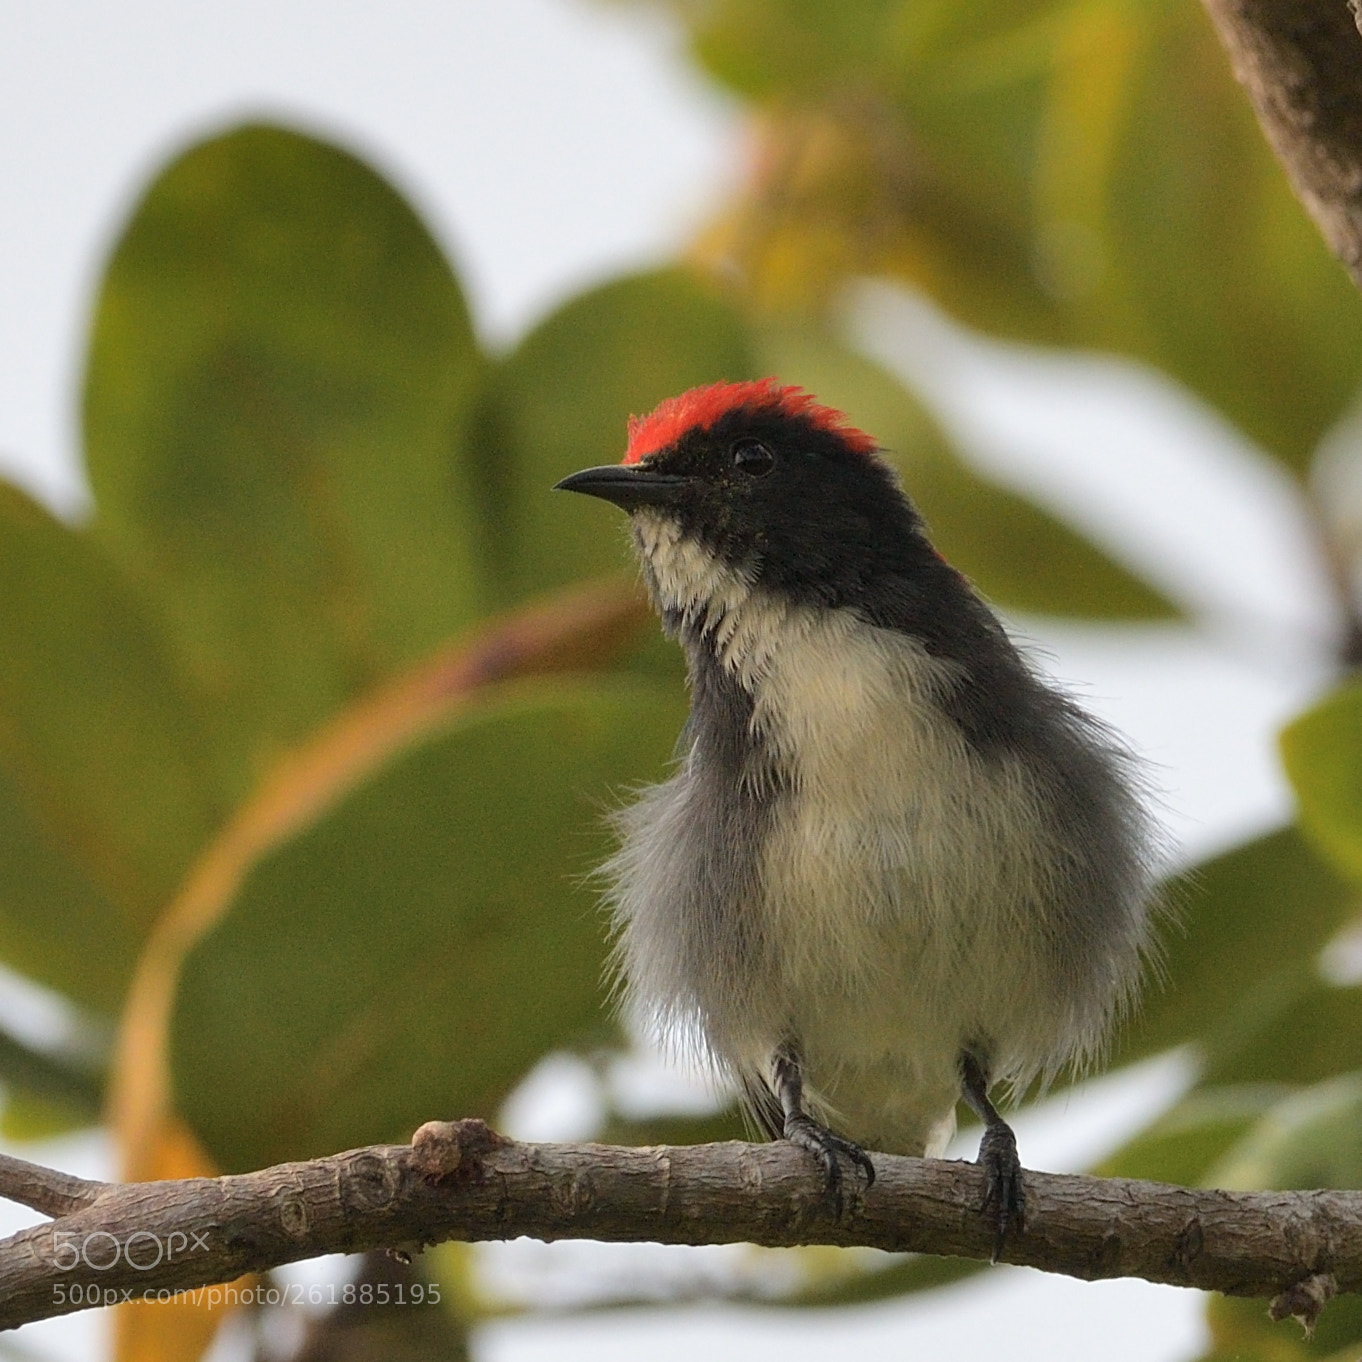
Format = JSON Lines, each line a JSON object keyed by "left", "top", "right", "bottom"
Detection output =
{"left": 623, "top": 378, "right": 879, "bottom": 465}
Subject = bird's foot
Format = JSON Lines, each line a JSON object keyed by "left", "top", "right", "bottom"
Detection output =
{"left": 978, "top": 1121, "right": 1025, "bottom": 1262}
{"left": 784, "top": 1113, "right": 876, "bottom": 1217}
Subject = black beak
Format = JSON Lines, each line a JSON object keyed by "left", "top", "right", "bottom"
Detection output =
{"left": 553, "top": 464, "right": 690, "bottom": 512}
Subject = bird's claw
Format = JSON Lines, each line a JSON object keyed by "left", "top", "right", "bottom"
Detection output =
{"left": 978, "top": 1122, "right": 1025, "bottom": 1261}
{"left": 784, "top": 1114, "right": 876, "bottom": 1217}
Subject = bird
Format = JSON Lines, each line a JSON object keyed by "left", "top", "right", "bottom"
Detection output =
{"left": 555, "top": 377, "right": 1158, "bottom": 1252}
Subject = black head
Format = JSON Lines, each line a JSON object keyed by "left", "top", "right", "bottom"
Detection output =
{"left": 556, "top": 379, "right": 1041, "bottom": 749}
{"left": 554, "top": 379, "right": 940, "bottom": 610}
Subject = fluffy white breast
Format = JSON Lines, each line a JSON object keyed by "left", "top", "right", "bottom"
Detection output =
{"left": 629, "top": 513, "right": 1081, "bottom": 1152}
{"left": 749, "top": 610, "right": 1078, "bottom": 1151}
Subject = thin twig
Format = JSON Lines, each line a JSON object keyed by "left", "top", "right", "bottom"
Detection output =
{"left": 0, "top": 1154, "right": 107, "bottom": 1219}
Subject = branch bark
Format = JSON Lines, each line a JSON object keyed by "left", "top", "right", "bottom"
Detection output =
{"left": 1201, "top": 0, "right": 1362, "bottom": 286}
{"left": 0, "top": 1120, "right": 1356, "bottom": 1333}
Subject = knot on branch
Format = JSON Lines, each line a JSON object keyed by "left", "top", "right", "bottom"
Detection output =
{"left": 1269, "top": 1271, "right": 1337, "bottom": 1336}
{"left": 410, "top": 1118, "right": 506, "bottom": 1186}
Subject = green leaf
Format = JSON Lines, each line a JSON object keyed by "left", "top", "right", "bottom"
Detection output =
{"left": 0, "top": 1089, "right": 100, "bottom": 1142}
{"left": 479, "top": 269, "right": 754, "bottom": 602}
{"left": 1094, "top": 1084, "right": 1287, "bottom": 1185}
{"left": 1114, "top": 827, "right": 1357, "bottom": 1068}
{"left": 84, "top": 122, "right": 486, "bottom": 799}
{"left": 0, "top": 1025, "right": 103, "bottom": 1122}
{"left": 777, "top": 1253, "right": 984, "bottom": 1308}
{"left": 598, "top": 1108, "right": 750, "bottom": 1148}
{"left": 1089, "top": 0, "right": 1362, "bottom": 473}
{"left": 755, "top": 326, "right": 1176, "bottom": 617}
{"left": 171, "top": 679, "right": 687, "bottom": 1172}
{"left": 1208, "top": 1072, "right": 1362, "bottom": 1191}
{"left": 690, "top": 0, "right": 908, "bottom": 98}
{"left": 1200, "top": 977, "right": 1362, "bottom": 1089}
{"left": 0, "top": 481, "right": 220, "bottom": 1004}
{"left": 677, "top": 0, "right": 1362, "bottom": 469}
{"left": 0, "top": 761, "right": 135, "bottom": 1010}
{"left": 1281, "top": 682, "right": 1362, "bottom": 884}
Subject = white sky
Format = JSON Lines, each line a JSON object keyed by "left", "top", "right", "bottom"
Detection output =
{"left": 0, "top": 0, "right": 736, "bottom": 513}
{"left": 0, "top": 1, "right": 1343, "bottom": 1359}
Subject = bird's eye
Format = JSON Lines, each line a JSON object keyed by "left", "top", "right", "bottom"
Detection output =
{"left": 731, "top": 439, "right": 775, "bottom": 477}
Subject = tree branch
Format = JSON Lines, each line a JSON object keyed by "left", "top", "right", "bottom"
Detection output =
{"left": 0, "top": 1120, "right": 1357, "bottom": 1332}
{"left": 0, "top": 1153, "right": 106, "bottom": 1218}
{"left": 1201, "top": 0, "right": 1362, "bottom": 287}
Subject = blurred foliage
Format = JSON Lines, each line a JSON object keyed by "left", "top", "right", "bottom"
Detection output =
{"left": 1202, "top": 1290, "right": 1362, "bottom": 1362}
{"left": 83, "top": 126, "right": 487, "bottom": 804}
{"left": 174, "top": 679, "right": 685, "bottom": 1171}
{"left": 3, "top": 0, "right": 1362, "bottom": 1354}
{"left": 665, "top": 0, "right": 1362, "bottom": 469}
{"left": 1209, "top": 1073, "right": 1362, "bottom": 1192}
{"left": 1095, "top": 1084, "right": 1288, "bottom": 1187}
{"left": 1112, "top": 829, "right": 1358, "bottom": 1074}
{"left": 1282, "top": 683, "right": 1362, "bottom": 882}
{"left": 477, "top": 269, "right": 755, "bottom": 603}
